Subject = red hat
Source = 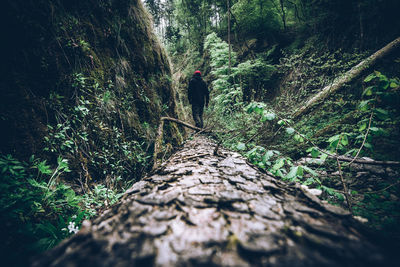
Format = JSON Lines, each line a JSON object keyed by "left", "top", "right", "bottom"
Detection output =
{"left": 194, "top": 70, "right": 201, "bottom": 75}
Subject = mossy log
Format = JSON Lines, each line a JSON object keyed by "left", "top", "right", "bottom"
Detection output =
{"left": 33, "top": 136, "right": 392, "bottom": 266}
{"left": 292, "top": 37, "right": 400, "bottom": 119}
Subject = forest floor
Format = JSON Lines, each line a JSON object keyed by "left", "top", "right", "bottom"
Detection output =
{"left": 34, "top": 135, "right": 394, "bottom": 266}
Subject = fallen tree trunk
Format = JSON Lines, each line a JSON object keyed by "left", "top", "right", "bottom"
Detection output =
{"left": 338, "top": 156, "right": 400, "bottom": 166}
{"left": 33, "top": 136, "right": 392, "bottom": 266}
{"left": 292, "top": 37, "right": 400, "bottom": 119}
{"left": 160, "top": 117, "right": 206, "bottom": 132}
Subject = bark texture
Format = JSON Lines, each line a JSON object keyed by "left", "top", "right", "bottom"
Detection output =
{"left": 33, "top": 136, "right": 387, "bottom": 266}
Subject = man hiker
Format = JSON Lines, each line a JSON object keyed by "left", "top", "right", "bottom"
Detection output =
{"left": 188, "top": 70, "right": 209, "bottom": 128}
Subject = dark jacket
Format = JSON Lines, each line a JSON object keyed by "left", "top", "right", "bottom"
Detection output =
{"left": 188, "top": 75, "right": 209, "bottom": 106}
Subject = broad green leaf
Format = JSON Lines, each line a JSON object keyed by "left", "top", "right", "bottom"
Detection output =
{"left": 262, "top": 150, "right": 274, "bottom": 163}
{"left": 328, "top": 134, "right": 341, "bottom": 143}
{"left": 345, "top": 148, "right": 357, "bottom": 156}
{"left": 329, "top": 139, "right": 339, "bottom": 149}
{"left": 246, "top": 103, "right": 255, "bottom": 113}
{"left": 341, "top": 134, "right": 349, "bottom": 146}
{"left": 358, "top": 100, "right": 372, "bottom": 111}
{"left": 257, "top": 162, "right": 266, "bottom": 169}
{"left": 297, "top": 166, "right": 304, "bottom": 177}
{"left": 362, "top": 86, "right": 374, "bottom": 96}
{"left": 390, "top": 82, "right": 398, "bottom": 88}
{"left": 355, "top": 134, "right": 364, "bottom": 139}
{"left": 369, "top": 127, "right": 387, "bottom": 136}
{"left": 322, "top": 185, "right": 335, "bottom": 195}
{"left": 285, "top": 166, "right": 298, "bottom": 180}
{"left": 293, "top": 134, "right": 304, "bottom": 143}
{"left": 272, "top": 158, "right": 285, "bottom": 171}
{"left": 379, "top": 73, "right": 388, "bottom": 81}
{"left": 364, "top": 73, "right": 375, "bottom": 82}
{"left": 277, "top": 120, "right": 285, "bottom": 126}
{"left": 286, "top": 127, "right": 295, "bottom": 135}
{"left": 364, "top": 142, "right": 373, "bottom": 149}
{"left": 254, "top": 106, "right": 263, "bottom": 115}
{"left": 380, "top": 80, "right": 389, "bottom": 90}
{"left": 275, "top": 169, "right": 284, "bottom": 178}
{"left": 319, "top": 153, "right": 328, "bottom": 162}
{"left": 310, "top": 147, "right": 320, "bottom": 158}
{"left": 303, "top": 166, "right": 318, "bottom": 176}
{"left": 336, "top": 193, "right": 345, "bottom": 201}
{"left": 262, "top": 111, "right": 276, "bottom": 121}
{"left": 374, "top": 108, "right": 389, "bottom": 120}
{"left": 236, "top": 142, "right": 246, "bottom": 151}
{"left": 303, "top": 177, "right": 316, "bottom": 186}
{"left": 359, "top": 122, "right": 367, "bottom": 132}
{"left": 245, "top": 147, "right": 259, "bottom": 160}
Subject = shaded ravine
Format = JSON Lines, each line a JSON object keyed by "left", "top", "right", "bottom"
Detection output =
{"left": 33, "top": 136, "right": 388, "bottom": 266}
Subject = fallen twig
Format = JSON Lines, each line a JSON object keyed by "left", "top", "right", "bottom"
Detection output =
{"left": 365, "top": 181, "right": 400, "bottom": 194}
{"left": 336, "top": 134, "right": 353, "bottom": 214}
{"left": 348, "top": 111, "right": 374, "bottom": 166}
{"left": 160, "top": 117, "right": 208, "bottom": 132}
{"left": 338, "top": 156, "right": 400, "bottom": 166}
{"left": 184, "top": 153, "right": 210, "bottom": 161}
{"left": 152, "top": 117, "right": 210, "bottom": 170}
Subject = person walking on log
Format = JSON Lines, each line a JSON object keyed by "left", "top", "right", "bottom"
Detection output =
{"left": 188, "top": 70, "right": 209, "bottom": 128}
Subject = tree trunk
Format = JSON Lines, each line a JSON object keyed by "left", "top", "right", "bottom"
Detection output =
{"left": 292, "top": 37, "right": 400, "bottom": 119}
{"left": 32, "top": 136, "right": 392, "bottom": 266}
{"left": 279, "top": 0, "right": 287, "bottom": 30}
{"left": 358, "top": 0, "right": 364, "bottom": 49}
{"left": 227, "top": 0, "right": 231, "bottom": 75}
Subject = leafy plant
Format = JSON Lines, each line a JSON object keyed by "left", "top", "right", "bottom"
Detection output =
{"left": 0, "top": 153, "right": 124, "bottom": 259}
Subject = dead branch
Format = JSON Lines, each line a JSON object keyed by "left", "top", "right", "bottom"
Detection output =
{"left": 348, "top": 111, "right": 373, "bottom": 165}
{"left": 336, "top": 134, "right": 353, "bottom": 214}
{"left": 152, "top": 117, "right": 210, "bottom": 170}
{"left": 365, "top": 181, "right": 400, "bottom": 194}
{"left": 338, "top": 156, "right": 400, "bottom": 166}
{"left": 183, "top": 153, "right": 210, "bottom": 161}
{"left": 292, "top": 37, "right": 400, "bottom": 119}
{"left": 160, "top": 117, "right": 208, "bottom": 132}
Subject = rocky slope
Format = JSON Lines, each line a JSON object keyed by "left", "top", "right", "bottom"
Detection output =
{"left": 1, "top": 0, "right": 183, "bottom": 178}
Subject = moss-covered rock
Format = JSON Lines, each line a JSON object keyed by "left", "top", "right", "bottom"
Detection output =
{"left": 1, "top": 0, "right": 183, "bottom": 181}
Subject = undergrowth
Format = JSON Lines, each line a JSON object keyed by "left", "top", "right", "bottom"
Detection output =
{"left": 203, "top": 32, "right": 400, "bottom": 240}
{"left": 0, "top": 153, "right": 128, "bottom": 265}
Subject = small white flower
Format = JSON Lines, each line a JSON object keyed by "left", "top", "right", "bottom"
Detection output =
{"left": 67, "top": 221, "right": 79, "bottom": 234}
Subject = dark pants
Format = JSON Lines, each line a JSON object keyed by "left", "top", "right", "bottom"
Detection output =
{"left": 192, "top": 104, "right": 204, "bottom": 128}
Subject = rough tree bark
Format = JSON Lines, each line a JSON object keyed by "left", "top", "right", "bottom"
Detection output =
{"left": 33, "top": 136, "right": 390, "bottom": 266}
{"left": 292, "top": 37, "right": 400, "bottom": 119}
